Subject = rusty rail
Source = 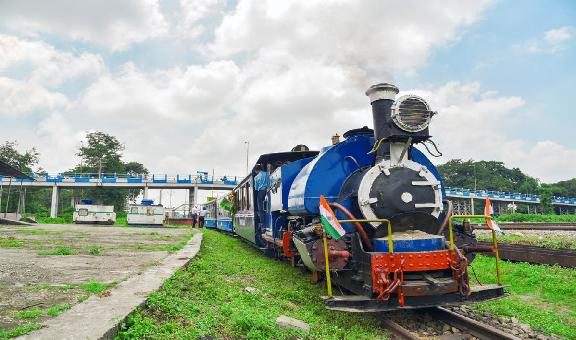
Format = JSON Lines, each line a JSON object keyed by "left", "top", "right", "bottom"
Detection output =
{"left": 431, "top": 307, "right": 521, "bottom": 340}
{"left": 477, "top": 241, "right": 576, "bottom": 267}
{"left": 475, "top": 222, "right": 576, "bottom": 231}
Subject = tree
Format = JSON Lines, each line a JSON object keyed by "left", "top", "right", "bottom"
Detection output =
{"left": 0, "top": 141, "right": 48, "bottom": 215}
{"left": 437, "top": 159, "right": 539, "bottom": 194}
{"left": 77, "top": 132, "right": 125, "bottom": 176}
{"left": 70, "top": 132, "right": 148, "bottom": 210}
{"left": 0, "top": 141, "right": 40, "bottom": 173}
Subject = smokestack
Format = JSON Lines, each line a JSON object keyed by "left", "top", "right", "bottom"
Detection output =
{"left": 365, "top": 83, "right": 399, "bottom": 160}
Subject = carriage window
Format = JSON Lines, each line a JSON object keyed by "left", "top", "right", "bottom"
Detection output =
{"left": 130, "top": 207, "right": 138, "bottom": 214}
{"left": 78, "top": 208, "right": 88, "bottom": 216}
{"left": 246, "top": 182, "right": 252, "bottom": 210}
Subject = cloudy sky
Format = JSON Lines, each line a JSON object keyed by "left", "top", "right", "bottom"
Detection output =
{"left": 1, "top": 0, "right": 575, "bottom": 205}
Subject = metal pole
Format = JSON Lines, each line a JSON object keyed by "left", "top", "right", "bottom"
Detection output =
{"left": 5, "top": 177, "right": 12, "bottom": 218}
{"left": 245, "top": 141, "right": 250, "bottom": 175}
{"left": 492, "top": 229, "right": 502, "bottom": 285}
{"left": 322, "top": 231, "right": 333, "bottom": 297}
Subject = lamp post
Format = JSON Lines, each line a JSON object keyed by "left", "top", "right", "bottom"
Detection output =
{"left": 244, "top": 141, "right": 250, "bottom": 175}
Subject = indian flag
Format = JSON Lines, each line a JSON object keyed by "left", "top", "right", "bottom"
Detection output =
{"left": 484, "top": 197, "right": 502, "bottom": 232}
{"left": 319, "top": 195, "right": 346, "bottom": 240}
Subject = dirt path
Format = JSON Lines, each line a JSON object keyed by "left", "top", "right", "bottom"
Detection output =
{"left": 0, "top": 224, "right": 192, "bottom": 332}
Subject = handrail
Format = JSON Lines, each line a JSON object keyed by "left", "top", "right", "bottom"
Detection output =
{"left": 448, "top": 214, "right": 502, "bottom": 285}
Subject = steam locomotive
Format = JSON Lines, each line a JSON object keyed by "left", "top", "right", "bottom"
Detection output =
{"left": 227, "top": 82, "right": 504, "bottom": 311}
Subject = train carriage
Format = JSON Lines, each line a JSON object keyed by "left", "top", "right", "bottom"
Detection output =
{"left": 216, "top": 196, "right": 234, "bottom": 232}
{"left": 200, "top": 200, "right": 217, "bottom": 228}
{"left": 73, "top": 200, "right": 116, "bottom": 225}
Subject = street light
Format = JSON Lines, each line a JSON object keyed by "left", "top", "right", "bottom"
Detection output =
{"left": 244, "top": 141, "right": 250, "bottom": 175}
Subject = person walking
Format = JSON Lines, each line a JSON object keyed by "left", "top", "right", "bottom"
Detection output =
{"left": 198, "top": 206, "right": 208, "bottom": 228}
{"left": 191, "top": 205, "right": 199, "bottom": 228}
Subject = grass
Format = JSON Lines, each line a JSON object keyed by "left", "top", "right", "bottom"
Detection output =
{"left": 471, "top": 256, "right": 576, "bottom": 339}
{"left": 81, "top": 278, "right": 112, "bottom": 294}
{"left": 0, "top": 237, "right": 24, "bottom": 248}
{"left": 0, "top": 323, "right": 42, "bottom": 339}
{"left": 46, "top": 304, "right": 71, "bottom": 317}
{"left": 15, "top": 308, "right": 42, "bottom": 319}
{"left": 495, "top": 213, "right": 576, "bottom": 223}
{"left": 88, "top": 245, "right": 103, "bottom": 255}
{"left": 38, "top": 246, "right": 74, "bottom": 256}
{"left": 476, "top": 232, "right": 576, "bottom": 250}
{"left": 117, "top": 229, "right": 389, "bottom": 339}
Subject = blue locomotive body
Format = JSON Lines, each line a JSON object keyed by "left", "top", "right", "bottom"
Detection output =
{"left": 221, "top": 82, "right": 504, "bottom": 311}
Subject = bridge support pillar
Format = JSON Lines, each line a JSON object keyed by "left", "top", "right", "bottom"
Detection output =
{"left": 50, "top": 185, "right": 59, "bottom": 218}
{"left": 189, "top": 188, "right": 197, "bottom": 209}
{"left": 143, "top": 186, "right": 149, "bottom": 199}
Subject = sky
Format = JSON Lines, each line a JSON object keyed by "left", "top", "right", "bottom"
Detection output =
{"left": 1, "top": 0, "right": 575, "bottom": 205}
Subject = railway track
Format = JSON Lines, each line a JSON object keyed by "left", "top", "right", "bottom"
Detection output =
{"left": 477, "top": 241, "right": 576, "bottom": 267}
{"left": 476, "top": 222, "right": 576, "bottom": 231}
{"left": 382, "top": 307, "right": 521, "bottom": 340}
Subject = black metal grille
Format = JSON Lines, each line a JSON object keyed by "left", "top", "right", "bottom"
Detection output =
{"left": 394, "top": 97, "right": 431, "bottom": 132}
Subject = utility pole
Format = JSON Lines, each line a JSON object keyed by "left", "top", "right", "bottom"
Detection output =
{"left": 244, "top": 141, "right": 250, "bottom": 175}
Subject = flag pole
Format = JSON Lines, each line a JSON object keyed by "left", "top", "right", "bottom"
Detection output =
{"left": 322, "top": 231, "right": 333, "bottom": 297}
{"left": 492, "top": 227, "right": 502, "bottom": 285}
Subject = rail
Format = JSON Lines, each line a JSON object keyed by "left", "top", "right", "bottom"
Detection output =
{"left": 0, "top": 172, "right": 241, "bottom": 186}
{"left": 445, "top": 186, "right": 576, "bottom": 206}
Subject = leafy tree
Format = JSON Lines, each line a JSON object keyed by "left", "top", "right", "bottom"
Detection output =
{"left": 552, "top": 178, "right": 576, "bottom": 197}
{"left": 437, "top": 159, "right": 539, "bottom": 194}
{"left": 0, "top": 141, "right": 40, "bottom": 173}
{"left": 69, "top": 132, "right": 148, "bottom": 210}
{"left": 0, "top": 142, "right": 48, "bottom": 215}
{"left": 77, "top": 132, "right": 125, "bottom": 176}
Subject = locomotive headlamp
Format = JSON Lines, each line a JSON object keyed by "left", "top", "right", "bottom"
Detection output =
{"left": 391, "top": 95, "right": 435, "bottom": 133}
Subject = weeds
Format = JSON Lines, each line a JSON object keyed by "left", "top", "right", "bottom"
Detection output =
{"left": 88, "top": 245, "right": 103, "bottom": 255}
{"left": 46, "top": 304, "right": 71, "bottom": 317}
{"left": 471, "top": 256, "right": 576, "bottom": 338}
{"left": 38, "top": 246, "right": 74, "bottom": 256}
{"left": 0, "top": 237, "right": 24, "bottom": 248}
{"left": 0, "top": 323, "right": 42, "bottom": 339}
{"left": 15, "top": 308, "right": 42, "bottom": 319}
{"left": 81, "top": 278, "right": 111, "bottom": 294}
{"left": 117, "top": 229, "right": 389, "bottom": 339}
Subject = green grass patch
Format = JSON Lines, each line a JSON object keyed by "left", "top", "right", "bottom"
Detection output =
{"left": 115, "top": 211, "right": 128, "bottom": 226}
{"left": 15, "top": 308, "right": 42, "bottom": 320}
{"left": 81, "top": 278, "right": 111, "bottom": 294}
{"left": 471, "top": 256, "right": 576, "bottom": 338}
{"left": 0, "top": 237, "right": 24, "bottom": 248}
{"left": 38, "top": 246, "right": 74, "bottom": 256}
{"left": 117, "top": 230, "right": 389, "bottom": 339}
{"left": 477, "top": 233, "right": 576, "bottom": 250}
{"left": 46, "top": 304, "right": 71, "bottom": 317}
{"left": 496, "top": 213, "right": 576, "bottom": 223}
{"left": 88, "top": 245, "right": 103, "bottom": 255}
{"left": 26, "top": 283, "right": 76, "bottom": 291}
{"left": 0, "top": 323, "right": 42, "bottom": 339}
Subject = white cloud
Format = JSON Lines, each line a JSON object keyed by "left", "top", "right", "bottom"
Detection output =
{"left": 175, "top": 0, "right": 225, "bottom": 40}
{"left": 209, "top": 0, "right": 492, "bottom": 74}
{"left": 516, "top": 26, "right": 574, "bottom": 54}
{"left": 77, "top": 60, "right": 240, "bottom": 121}
{"left": 0, "top": 0, "right": 168, "bottom": 50}
{"left": 0, "top": 77, "right": 69, "bottom": 116}
{"left": 0, "top": 34, "right": 105, "bottom": 88}
{"left": 410, "top": 81, "right": 576, "bottom": 183}
{"left": 545, "top": 26, "right": 573, "bottom": 44}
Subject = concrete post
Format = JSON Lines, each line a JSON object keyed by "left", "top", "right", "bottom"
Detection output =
{"left": 50, "top": 185, "right": 59, "bottom": 218}
{"left": 470, "top": 197, "right": 475, "bottom": 215}
{"left": 143, "top": 186, "right": 149, "bottom": 199}
{"left": 189, "top": 188, "right": 196, "bottom": 212}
